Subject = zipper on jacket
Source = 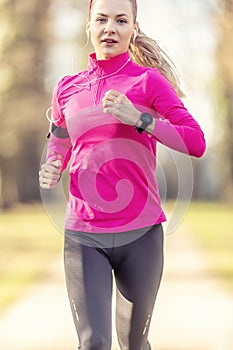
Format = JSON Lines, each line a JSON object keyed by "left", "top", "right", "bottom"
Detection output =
{"left": 92, "top": 66, "right": 104, "bottom": 107}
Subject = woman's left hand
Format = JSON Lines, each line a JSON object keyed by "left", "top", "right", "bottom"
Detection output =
{"left": 102, "top": 90, "right": 140, "bottom": 126}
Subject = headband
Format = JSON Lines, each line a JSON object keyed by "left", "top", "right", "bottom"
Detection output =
{"left": 89, "top": 0, "right": 137, "bottom": 14}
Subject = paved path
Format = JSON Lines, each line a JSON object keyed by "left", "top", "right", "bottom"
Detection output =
{"left": 1, "top": 226, "right": 233, "bottom": 350}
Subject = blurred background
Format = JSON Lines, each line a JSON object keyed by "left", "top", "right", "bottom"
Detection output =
{"left": 0, "top": 0, "right": 233, "bottom": 349}
{"left": 1, "top": 0, "right": 233, "bottom": 207}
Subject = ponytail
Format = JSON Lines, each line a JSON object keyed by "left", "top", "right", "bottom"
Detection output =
{"left": 88, "top": 0, "right": 184, "bottom": 97}
{"left": 129, "top": 27, "right": 185, "bottom": 98}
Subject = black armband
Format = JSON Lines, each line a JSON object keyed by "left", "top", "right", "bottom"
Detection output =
{"left": 47, "top": 123, "right": 69, "bottom": 139}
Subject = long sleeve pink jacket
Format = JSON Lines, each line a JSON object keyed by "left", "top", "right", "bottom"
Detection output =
{"left": 46, "top": 51, "right": 206, "bottom": 233}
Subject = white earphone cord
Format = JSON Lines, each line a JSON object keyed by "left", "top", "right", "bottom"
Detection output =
{"left": 46, "top": 57, "right": 131, "bottom": 124}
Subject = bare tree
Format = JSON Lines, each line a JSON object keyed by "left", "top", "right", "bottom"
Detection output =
{"left": 215, "top": 0, "right": 233, "bottom": 199}
{"left": 0, "top": 0, "right": 51, "bottom": 208}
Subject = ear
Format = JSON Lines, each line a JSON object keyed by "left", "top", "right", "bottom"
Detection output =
{"left": 134, "top": 21, "right": 139, "bottom": 35}
{"left": 86, "top": 20, "right": 90, "bottom": 37}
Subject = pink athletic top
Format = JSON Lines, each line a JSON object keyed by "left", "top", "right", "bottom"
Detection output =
{"left": 46, "top": 51, "right": 206, "bottom": 233}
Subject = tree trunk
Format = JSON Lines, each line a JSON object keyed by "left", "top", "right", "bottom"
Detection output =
{"left": 216, "top": 0, "right": 233, "bottom": 200}
{"left": 0, "top": 0, "right": 51, "bottom": 208}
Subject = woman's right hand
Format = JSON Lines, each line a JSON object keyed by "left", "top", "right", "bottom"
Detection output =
{"left": 39, "top": 159, "right": 62, "bottom": 189}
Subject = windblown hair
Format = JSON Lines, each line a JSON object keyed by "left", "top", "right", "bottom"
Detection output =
{"left": 89, "top": 0, "right": 185, "bottom": 97}
{"left": 128, "top": 0, "right": 184, "bottom": 97}
{"left": 129, "top": 27, "right": 185, "bottom": 98}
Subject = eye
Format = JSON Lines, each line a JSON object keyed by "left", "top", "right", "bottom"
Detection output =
{"left": 96, "top": 17, "right": 107, "bottom": 23}
{"left": 117, "top": 19, "right": 127, "bottom": 24}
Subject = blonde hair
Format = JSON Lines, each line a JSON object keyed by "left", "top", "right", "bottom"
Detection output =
{"left": 129, "top": 27, "right": 185, "bottom": 98}
{"left": 89, "top": 0, "right": 185, "bottom": 97}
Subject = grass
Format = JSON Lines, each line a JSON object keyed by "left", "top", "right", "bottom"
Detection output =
{"left": 183, "top": 201, "right": 233, "bottom": 292}
{"left": 0, "top": 203, "right": 63, "bottom": 314}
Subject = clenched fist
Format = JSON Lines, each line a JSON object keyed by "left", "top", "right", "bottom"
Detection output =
{"left": 39, "top": 159, "right": 62, "bottom": 189}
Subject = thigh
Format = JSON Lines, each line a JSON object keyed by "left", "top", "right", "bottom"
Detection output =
{"left": 64, "top": 232, "right": 113, "bottom": 349}
{"left": 114, "top": 225, "right": 164, "bottom": 350}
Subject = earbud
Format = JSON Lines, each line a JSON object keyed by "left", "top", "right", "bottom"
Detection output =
{"left": 131, "top": 29, "right": 137, "bottom": 44}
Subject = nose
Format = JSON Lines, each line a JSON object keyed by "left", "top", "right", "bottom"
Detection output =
{"left": 104, "top": 20, "right": 116, "bottom": 34}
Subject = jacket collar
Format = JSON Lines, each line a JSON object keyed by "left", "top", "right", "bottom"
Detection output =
{"left": 88, "top": 51, "right": 131, "bottom": 75}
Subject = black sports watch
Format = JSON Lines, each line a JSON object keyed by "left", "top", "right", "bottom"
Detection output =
{"left": 135, "top": 112, "right": 153, "bottom": 134}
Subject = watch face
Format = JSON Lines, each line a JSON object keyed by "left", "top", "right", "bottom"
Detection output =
{"left": 141, "top": 113, "right": 153, "bottom": 123}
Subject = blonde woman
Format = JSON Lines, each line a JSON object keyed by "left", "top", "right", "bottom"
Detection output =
{"left": 39, "top": 0, "right": 206, "bottom": 349}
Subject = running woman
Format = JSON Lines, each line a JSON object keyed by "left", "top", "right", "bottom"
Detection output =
{"left": 39, "top": 0, "right": 206, "bottom": 349}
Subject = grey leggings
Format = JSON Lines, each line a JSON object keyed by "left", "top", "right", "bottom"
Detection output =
{"left": 64, "top": 224, "right": 164, "bottom": 350}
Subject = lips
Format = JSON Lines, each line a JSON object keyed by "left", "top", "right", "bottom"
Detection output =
{"left": 101, "top": 38, "right": 118, "bottom": 44}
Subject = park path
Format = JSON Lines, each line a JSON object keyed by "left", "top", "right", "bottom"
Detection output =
{"left": 0, "top": 224, "right": 233, "bottom": 350}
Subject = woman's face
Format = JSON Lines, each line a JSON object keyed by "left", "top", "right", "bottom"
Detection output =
{"left": 88, "top": 0, "right": 136, "bottom": 60}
